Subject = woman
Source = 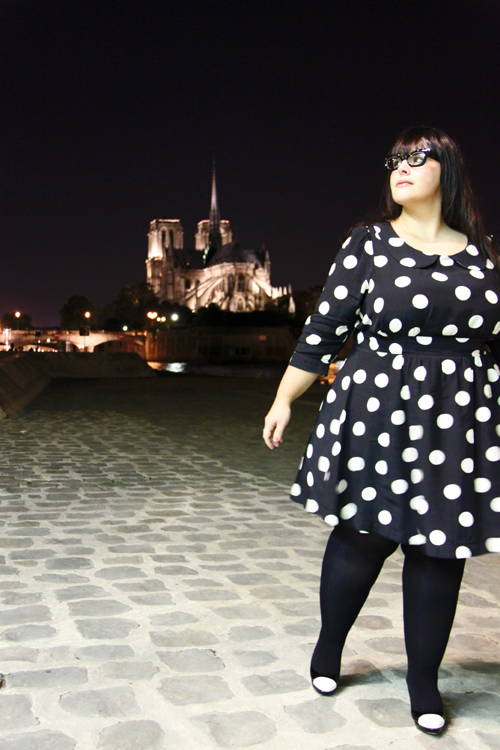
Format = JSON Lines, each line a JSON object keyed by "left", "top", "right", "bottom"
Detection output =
{"left": 263, "top": 126, "right": 500, "bottom": 736}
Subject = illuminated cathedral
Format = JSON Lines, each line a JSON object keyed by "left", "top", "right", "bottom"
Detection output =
{"left": 146, "top": 166, "right": 294, "bottom": 313}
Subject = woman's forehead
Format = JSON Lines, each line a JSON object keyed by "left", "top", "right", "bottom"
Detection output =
{"left": 392, "top": 138, "right": 430, "bottom": 153}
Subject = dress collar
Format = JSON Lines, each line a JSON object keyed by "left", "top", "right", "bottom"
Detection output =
{"left": 374, "top": 222, "right": 488, "bottom": 271}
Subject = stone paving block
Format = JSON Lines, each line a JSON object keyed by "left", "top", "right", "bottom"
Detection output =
{"left": 150, "top": 611, "right": 198, "bottom": 627}
{"left": 95, "top": 566, "right": 147, "bottom": 580}
{"left": 0, "top": 646, "right": 38, "bottom": 662}
{"left": 242, "top": 669, "right": 309, "bottom": 696}
{"left": 158, "top": 648, "right": 225, "bottom": 673}
{"left": 476, "top": 731, "right": 500, "bottom": 749}
{"left": 366, "top": 637, "right": 407, "bottom": 655}
{"left": 1, "top": 624, "right": 57, "bottom": 641}
{"left": 59, "top": 686, "right": 140, "bottom": 717}
{"left": 212, "top": 604, "right": 271, "bottom": 620}
{"left": 67, "top": 599, "right": 132, "bottom": 617}
{"left": 285, "top": 697, "right": 347, "bottom": 732}
{"left": 55, "top": 585, "right": 108, "bottom": 601}
{"left": 154, "top": 565, "right": 198, "bottom": 576}
{"left": 75, "top": 618, "right": 139, "bottom": 639}
{"left": 7, "top": 667, "right": 88, "bottom": 688}
{"left": 97, "top": 720, "right": 165, "bottom": 750}
{"left": 250, "top": 585, "right": 307, "bottom": 600}
{"left": 74, "top": 644, "right": 135, "bottom": 661}
{"left": 0, "top": 695, "right": 37, "bottom": 731}
{"left": 459, "top": 592, "right": 498, "bottom": 608}
{"left": 0, "top": 592, "right": 43, "bottom": 605}
{"left": 0, "top": 605, "right": 52, "bottom": 626}
{"left": 448, "top": 690, "right": 500, "bottom": 719}
{"left": 0, "top": 538, "right": 33, "bottom": 548}
{"left": 354, "top": 615, "right": 394, "bottom": 630}
{"left": 192, "top": 710, "right": 276, "bottom": 748}
{"left": 10, "top": 550, "right": 56, "bottom": 560}
{"left": 159, "top": 675, "right": 233, "bottom": 705}
{"left": 284, "top": 618, "right": 320, "bottom": 636}
{"left": 234, "top": 651, "right": 278, "bottom": 668}
{"left": 273, "top": 601, "right": 316, "bottom": 617}
{"left": 324, "top": 746, "right": 376, "bottom": 750}
{"left": 355, "top": 698, "right": 414, "bottom": 727}
{"left": 113, "top": 580, "right": 167, "bottom": 592}
{"left": 448, "top": 634, "right": 499, "bottom": 655}
{"left": 127, "top": 592, "right": 174, "bottom": 605}
{"left": 36, "top": 574, "right": 90, "bottom": 584}
{"left": 45, "top": 557, "right": 93, "bottom": 570}
{"left": 228, "top": 626, "right": 274, "bottom": 641}
{"left": 150, "top": 628, "right": 219, "bottom": 647}
{"left": 0, "top": 730, "right": 76, "bottom": 750}
{"left": 184, "top": 589, "right": 240, "bottom": 601}
{"left": 343, "top": 659, "right": 391, "bottom": 685}
{"left": 99, "top": 661, "right": 159, "bottom": 680}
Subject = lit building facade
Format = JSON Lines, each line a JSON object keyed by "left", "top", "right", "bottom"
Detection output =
{"left": 146, "top": 166, "right": 294, "bottom": 313}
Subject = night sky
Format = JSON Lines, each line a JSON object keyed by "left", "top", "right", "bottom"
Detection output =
{"left": 1, "top": 0, "right": 500, "bottom": 326}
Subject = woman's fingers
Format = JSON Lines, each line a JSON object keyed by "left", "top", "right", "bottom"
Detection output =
{"left": 263, "top": 404, "right": 291, "bottom": 450}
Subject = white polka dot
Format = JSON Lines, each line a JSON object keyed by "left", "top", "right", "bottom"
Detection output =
{"left": 486, "top": 446, "right": 500, "bottom": 462}
{"left": 364, "top": 241, "right": 374, "bottom": 255}
{"left": 442, "top": 324, "right": 458, "bottom": 336}
{"left": 461, "top": 457, "right": 474, "bottom": 473}
{"left": 369, "top": 337, "right": 379, "bottom": 351}
{"left": 339, "top": 410, "right": 346, "bottom": 424}
{"left": 328, "top": 262, "right": 336, "bottom": 275}
{"left": 401, "top": 257, "right": 417, "bottom": 267}
{"left": 486, "top": 290, "right": 498, "bottom": 304}
{"left": 307, "top": 445, "right": 314, "bottom": 460}
{"left": 306, "top": 334, "right": 321, "bottom": 345}
{"left": 374, "top": 255, "right": 388, "bottom": 267}
{"left": 375, "top": 460, "right": 388, "bottom": 475}
{"left": 409, "top": 425, "right": 424, "bottom": 440}
{"left": 441, "top": 359, "right": 456, "bottom": 374}
{"left": 334, "top": 285, "right": 348, "bottom": 300}
{"left": 488, "top": 367, "right": 500, "bottom": 382}
{"left": 343, "top": 255, "right": 358, "bottom": 269}
{"left": 469, "top": 315, "right": 484, "bottom": 329}
{"left": 389, "top": 318, "right": 402, "bottom": 333}
{"left": 497, "top": 425, "right": 500, "bottom": 437}
{"left": 349, "top": 421, "right": 365, "bottom": 438}
{"left": 326, "top": 390, "right": 337, "bottom": 404}
{"left": 418, "top": 395, "right": 434, "bottom": 410}
{"left": 456, "top": 546, "right": 472, "bottom": 559}
{"left": 444, "top": 484, "right": 461, "bottom": 499}
{"left": 410, "top": 496, "right": 429, "bottom": 514}
{"left": 305, "top": 498, "right": 319, "bottom": 513}
{"left": 329, "top": 419, "right": 340, "bottom": 435}
{"left": 432, "top": 272, "right": 448, "bottom": 282}
{"left": 470, "top": 269, "right": 485, "bottom": 279}
{"left": 440, "top": 255, "right": 454, "bottom": 266}
{"left": 487, "top": 258, "right": 495, "bottom": 269}
{"left": 476, "top": 407, "right": 491, "bottom": 422}
{"left": 429, "top": 530, "right": 446, "bottom": 546}
{"left": 321, "top": 354, "right": 331, "bottom": 364}
{"left": 466, "top": 429, "right": 475, "bottom": 444}
{"left": 411, "top": 468, "right": 424, "bottom": 484}
{"left": 429, "top": 450, "right": 446, "bottom": 465}
{"left": 307, "top": 472, "right": 314, "bottom": 487}
{"left": 374, "top": 373, "right": 389, "bottom": 388}
{"left": 378, "top": 432, "right": 390, "bottom": 447}
{"left": 299, "top": 457, "right": 304, "bottom": 470}
{"left": 347, "top": 457, "right": 365, "bottom": 472}
{"left": 392, "top": 479, "right": 409, "bottom": 494}
{"left": 485, "top": 384, "right": 493, "bottom": 399}
{"left": 464, "top": 367, "right": 474, "bottom": 383}
{"left": 340, "top": 503, "right": 358, "bottom": 519}
{"left": 324, "top": 514, "right": 339, "bottom": 527}
{"left": 402, "top": 447, "right": 418, "bottom": 462}
{"left": 316, "top": 424, "right": 325, "bottom": 438}
{"left": 459, "top": 511, "right": 474, "bottom": 527}
{"left": 373, "top": 297, "right": 385, "bottom": 314}
{"left": 414, "top": 366, "right": 427, "bottom": 381}
{"left": 412, "top": 294, "right": 429, "bottom": 309}
{"left": 416, "top": 336, "right": 433, "bottom": 346}
{"left": 388, "top": 343, "right": 403, "bottom": 356}
{"left": 362, "top": 487, "right": 377, "bottom": 501}
{"left": 436, "top": 413, "right": 454, "bottom": 429}
{"left": 389, "top": 237, "right": 404, "bottom": 246}
{"left": 318, "top": 456, "right": 330, "bottom": 472}
{"left": 362, "top": 314, "right": 372, "bottom": 326}
{"left": 400, "top": 385, "right": 411, "bottom": 400}
{"left": 336, "top": 479, "right": 348, "bottom": 493}
{"left": 490, "top": 498, "right": 500, "bottom": 512}
{"left": 455, "top": 391, "right": 471, "bottom": 406}
{"left": 378, "top": 510, "right": 392, "bottom": 525}
{"left": 494, "top": 322, "right": 500, "bottom": 335}
{"left": 486, "top": 538, "right": 500, "bottom": 552}
{"left": 342, "top": 237, "right": 352, "bottom": 248}
{"left": 455, "top": 286, "right": 471, "bottom": 301}
{"left": 331, "top": 441, "right": 341, "bottom": 457}
{"left": 291, "top": 483, "right": 301, "bottom": 496}
{"left": 367, "top": 397, "right": 380, "bottom": 412}
{"left": 318, "top": 301, "right": 330, "bottom": 315}
{"left": 392, "top": 355, "right": 405, "bottom": 370}
{"left": 409, "top": 533, "right": 427, "bottom": 545}
{"left": 352, "top": 369, "right": 367, "bottom": 384}
{"left": 391, "top": 410, "right": 406, "bottom": 425}
{"left": 466, "top": 244, "right": 479, "bottom": 255}
{"left": 408, "top": 327, "right": 420, "bottom": 336}
{"left": 395, "top": 276, "right": 411, "bottom": 288}
{"left": 341, "top": 376, "right": 351, "bottom": 391}
{"left": 474, "top": 477, "right": 491, "bottom": 493}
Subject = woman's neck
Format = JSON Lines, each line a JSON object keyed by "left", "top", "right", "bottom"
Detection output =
{"left": 392, "top": 208, "right": 446, "bottom": 244}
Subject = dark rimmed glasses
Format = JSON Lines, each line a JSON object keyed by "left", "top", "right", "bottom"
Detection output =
{"left": 384, "top": 147, "right": 437, "bottom": 171}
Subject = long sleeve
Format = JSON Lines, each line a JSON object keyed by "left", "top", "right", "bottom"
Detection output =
{"left": 290, "top": 226, "right": 373, "bottom": 375}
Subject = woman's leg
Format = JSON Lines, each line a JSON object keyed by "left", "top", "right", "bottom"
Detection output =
{"left": 311, "top": 525, "right": 398, "bottom": 680}
{"left": 402, "top": 545, "right": 465, "bottom": 715}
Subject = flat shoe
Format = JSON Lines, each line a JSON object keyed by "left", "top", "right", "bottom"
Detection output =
{"left": 411, "top": 710, "right": 446, "bottom": 736}
{"left": 310, "top": 667, "right": 337, "bottom": 696}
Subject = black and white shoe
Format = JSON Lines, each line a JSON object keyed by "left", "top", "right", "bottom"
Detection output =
{"left": 411, "top": 710, "right": 446, "bottom": 736}
{"left": 310, "top": 667, "right": 338, "bottom": 696}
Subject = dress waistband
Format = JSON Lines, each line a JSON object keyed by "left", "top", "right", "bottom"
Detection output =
{"left": 356, "top": 332, "right": 489, "bottom": 357}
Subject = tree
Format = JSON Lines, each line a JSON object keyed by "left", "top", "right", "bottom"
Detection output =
{"left": 112, "top": 282, "right": 159, "bottom": 331}
{"left": 1, "top": 312, "right": 32, "bottom": 330}
{"left": 60, "top": 296, "right": 95, "bottom": 330}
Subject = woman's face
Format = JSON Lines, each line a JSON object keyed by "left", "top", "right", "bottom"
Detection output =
{"left": 389, "top": 147, "right": 442, "bottom": 209}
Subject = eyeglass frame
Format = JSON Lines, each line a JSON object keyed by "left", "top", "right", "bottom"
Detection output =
{"left": 384, "top": 147, "right": 438, "bottom": 172}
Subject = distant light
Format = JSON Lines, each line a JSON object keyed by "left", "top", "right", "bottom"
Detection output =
{"left": 84, "top": 311, "right": 91, "bottom": 318}
{"left": 158, "top": 316, "right": 166, "bottom": 322}
{"left": 166, "top": 362, "right": 186, "bottom": 373}
{"left": 14, "top": 311, "right": 21, "bottom": 318}
{"left": 147, "top": 311, "right": 158, "bottom": 319}
{"left": 171, "top": 313, "right": 179, "bottom": 321}
{"left": 47, "top": 338, "right": 51, "bottom": 343}
{"left": 123, "top": 326, "right": 128, "bottom": 331}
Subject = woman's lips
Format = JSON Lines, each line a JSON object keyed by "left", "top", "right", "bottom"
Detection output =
{"left": 396, "top": 180, "right": 413, "bottom": 187}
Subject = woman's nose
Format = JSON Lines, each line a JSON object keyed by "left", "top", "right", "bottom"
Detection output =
{"left": 398, "top": 159, "right": 410, "bottom": 173}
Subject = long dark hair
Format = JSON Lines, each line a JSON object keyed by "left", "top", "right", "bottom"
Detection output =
{"left": 377, "top": 126, "right": 500, "bottom": 263}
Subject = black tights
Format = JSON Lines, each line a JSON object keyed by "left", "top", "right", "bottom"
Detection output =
{"left": 311, "top": 525, "right": 465, "bottom": 714}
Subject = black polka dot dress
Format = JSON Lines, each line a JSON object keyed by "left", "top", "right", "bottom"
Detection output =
{"left": 290, "top": 222, "right": 500, "bottom": 559}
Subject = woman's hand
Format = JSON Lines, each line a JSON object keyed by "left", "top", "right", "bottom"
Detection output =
{"left": 263, "top": 399, "right": 291, "bottom": 450}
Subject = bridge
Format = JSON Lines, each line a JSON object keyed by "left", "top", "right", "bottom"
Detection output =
{"left": 0, "top": 329, "right": 145, "bottom": 353}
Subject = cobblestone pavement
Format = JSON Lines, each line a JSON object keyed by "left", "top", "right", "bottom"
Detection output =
{"left": 0, "top": 375, "right": 499, "bottom": 750}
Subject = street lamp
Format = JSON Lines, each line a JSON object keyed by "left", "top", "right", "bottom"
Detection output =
{"left": 84, "top": 311, "right": 91, "bottom": 319}
{"left": 14, "top": 311, "right": 21, "bottom": 330}
{"left": 171, "top": 313, "right": 179, "bottom": 322}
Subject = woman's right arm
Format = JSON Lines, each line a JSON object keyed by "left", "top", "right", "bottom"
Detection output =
{"left": 263, "top": 365, "right": 318, "bottom": 449}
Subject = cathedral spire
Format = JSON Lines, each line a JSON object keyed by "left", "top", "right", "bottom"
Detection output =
{"left": 205, "top": 160, "right": 222, "bottom": 266}
{"left": 209, "top": 160, "right": 220, "bottom": 230}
